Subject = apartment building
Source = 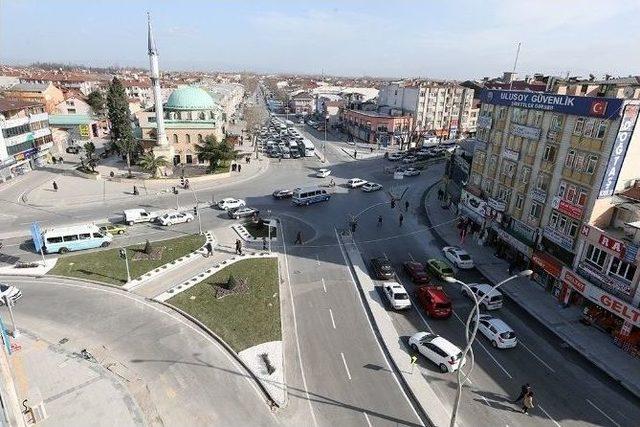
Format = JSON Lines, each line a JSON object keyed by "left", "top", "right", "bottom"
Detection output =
{"left": 0, "top": 98, "right": 53, "bottom": 183}
{"left": 377, "top": 81, "right": 477, "bottom": 139}
{"left": 341, "top": 109, "right": 413, "bottom": 145}
{"left": 4, "top": 82, "right": 64, "bottom": 113}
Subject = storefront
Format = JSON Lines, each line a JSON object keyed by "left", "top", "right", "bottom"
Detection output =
{"left": 531, "top": 251, "right": 563, "bottom": 294}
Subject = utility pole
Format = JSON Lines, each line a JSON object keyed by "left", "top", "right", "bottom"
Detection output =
{"left": 119, "top": 248, "right": 131, "bottom": 283}
{"left": 509, "top": 42, "right": 521, "bottom": 91}
{"left": 267, "top": 209, "right": 272, "bottom": 252}
{"left": 4, "top": 296, "right": 19, "bottom": 338}
{"left": 194, "top": 205, "right": 202, "bottom": 235}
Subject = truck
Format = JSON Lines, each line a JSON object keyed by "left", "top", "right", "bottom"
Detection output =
{"left": 123, "top": 208, "right": 159, "bottom": 225}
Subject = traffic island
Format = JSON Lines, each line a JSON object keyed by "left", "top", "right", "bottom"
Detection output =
{"left": 48, "top": 234, "right": 206, "bottom": 286}
{"left": 166, "top": 257, "right": 285, "bottom": 406}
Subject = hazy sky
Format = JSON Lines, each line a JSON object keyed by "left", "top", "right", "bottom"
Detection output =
{"left": 1, "top": 0, "right": 639, "bottom": 80}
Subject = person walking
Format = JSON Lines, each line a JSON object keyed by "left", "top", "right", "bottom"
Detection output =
{"left": 235, "top": 239, "right": 243, "bottom": 255}
{"left": 52, "top": 181, "right": 58, "bottom": 192}
{"left": 522, "top": 391, "right": 535, "bottom": 415}
{"left": 437, "top": 188, "right": 444, "bottom": 200}
{"left": 405, "top": 200, "right": 409, "bottom": 212}
{"left": 238, "top": 164, "right": 242, "bottom": 173}
{"left": 512, "top": 383, "right": 531, "bottom": 404}
{"left": 399, "top": 213, "right": 404, "bottom": 227}
{"left": 205, "top": 241, "right": 214, "bottom": 257}
{"left": 377, "top": 215, "right": 383, "bottom": 228}
{"left": 294, "top": 231, "right": 303, "bottom": 245}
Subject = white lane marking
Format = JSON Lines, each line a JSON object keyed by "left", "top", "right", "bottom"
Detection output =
{"left": 329, "top": 308, "right": 336, "bottom": 329}
{"left": 363, "top": 412, "right": 373, "bottom": 427}
{"left": 334, "top": 228, "right": 424, "bottom": 425}
{"left": 518, "top": 340, "right": 556, "bottom": 373}
{"left": 586, "top": 399, "right": 620, "bottom": 427}
{"left": 340, "top": 352, "right": 352, "bottom": 380}
{"left": 452, "top": 310, "right": 513, "bottom": 379}
{"left": 321, "top": 277, "right": 327, "bottom": 293}
{"left": 538, "top": 404, "right": 561, "bottom": 427}
{"left": 280, "top": 225, "right": 319, "bottom": 427}
{"left": 316, "top": 254, "right": 320, "bottom": 266}
{"left": 479, "top": 395, "right": 492, "bottom": 408}
{"left": 408, "top": 252, "right": 415, "bottom": 261}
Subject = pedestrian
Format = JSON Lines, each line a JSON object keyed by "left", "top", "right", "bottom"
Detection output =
{"left": 512, "top": 383, "right": 531, "bottom": 404}
{"left": 294, "top": 231, "right": 303, "bottom": 245}
{"left": 52, "top": 181, "right": 58, "bottom": 192}
{"left": 353, "top": 150, "right": 357, "bottom": 159}
{"left": 522, "top": 391, "right": 535, "bottom": 415}
{"left": 437, "top": 188, "right": 444, "bottom": 200}
{"left": 405, "top": 200, "right": 409, "bottom": 212}
{"left": 370, "top": 147, "right": 374, "bottom": 153}
{"left": 399, "top": 213, "right": 404, "bottom": 227}
{"left": 59, "top": 156, "right": 64, "bottom": 164}
{"left": 246, "top": 156, "right": 250, "bottom": 164}
{"left": 279, "top": 156, "right": 282, "bottom": 163}
{"left": 206, "top": 241, "right": 214, "bottom": 257}
{"left": 377, "top": 215, "right": 383, "bottom": 228}
{"left": 133, "top": 185, "right": 139, "bottom": 195}
{"left": 52, "top": 156, "right": 57, "bottom": 164}
{"left": 235, "top": 239, "right": 243, "bottom": 255}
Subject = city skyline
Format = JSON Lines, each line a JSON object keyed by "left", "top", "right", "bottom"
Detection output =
{"left": 1, "top": 0, "right": 639, "bottom": 79}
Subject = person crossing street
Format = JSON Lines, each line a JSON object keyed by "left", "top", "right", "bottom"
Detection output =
{"left": 399, "top": 213, "right": 404, "bottom": 227}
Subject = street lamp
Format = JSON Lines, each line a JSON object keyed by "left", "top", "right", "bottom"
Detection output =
{"left": 266, "top": 209, "right": 272, "bottom": 252}
{"left": 444, "top": 269, "right": 532, "bottom": 427}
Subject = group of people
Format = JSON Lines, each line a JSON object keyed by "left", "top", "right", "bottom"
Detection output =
{"left": 231, "top": 163, "right": 243, "bottom": 172}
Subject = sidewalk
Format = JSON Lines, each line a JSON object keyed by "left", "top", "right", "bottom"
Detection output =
{"left": 424, "top": 182, "right": 640, "bottom": 399}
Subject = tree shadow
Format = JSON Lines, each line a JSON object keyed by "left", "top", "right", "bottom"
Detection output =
{"left": 77, "top": 268, "right": 124, "bottom": 283}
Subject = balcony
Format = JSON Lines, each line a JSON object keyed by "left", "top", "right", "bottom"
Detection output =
{"left": 576, "top": 262, "right": 634, "bottom": 304}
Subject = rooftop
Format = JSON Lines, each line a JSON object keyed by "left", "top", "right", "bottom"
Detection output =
{"left": 48, "top": 114, "right": 96, "bottom": 126}
{"left": 7, "top": 82, "right": 52, "bottom": 92}
{"left": 0, "top": 98, "right": 42, "bottom": 113}
{"left": 166, "top": 86, "right": 217, "bottom": 110}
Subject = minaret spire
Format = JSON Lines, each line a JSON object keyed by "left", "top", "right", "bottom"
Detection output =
{"left": 147, "top": 12, "right": 168, "bottom": 148}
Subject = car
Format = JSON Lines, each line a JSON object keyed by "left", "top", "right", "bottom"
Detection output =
{"left": 362, "top": 182, "right": 383, "bottom": 192}
{"left": 0, "top": 283, "right": 22, "bottom": 305}
{"left": 370, "top": 257, "right": 395, "bottom": 280}
{"left": 123, "top": 208, "right": 159, "bottom": 225}
{"left": 403, "top": 261, "right": 431, "bottom": 285}
{"left": 98, "top": 223, "right": 127, "bottom": 235}
{"left": 272, "top": 189, "right": 293, "bottom": 199}
{"left": 470, "top": 314, "right": 517, "bottom": 348}
{"left": 408, "top": 332, "right": 466, "bottom": 373}
{"left": 426, "top": 258, "right": 455, "bottom": 279}
{"left": 403, "top": 167, "right": 421, "bottom": 177}
{"left": 316, "top": 168, "right": 332, "bottom": 178}
{"left": 228, "top": 207, "right": 259, "bottom": 219}
{"left": 217, "top": 198, "right": 246, "bottom": 210}
{"left": 382, "top": 282, "right": 412, "bottom": 310}
{"left": 291, "top": 151, "right": 301, "bottom": 159}
{"left": 157, "top": 211, "right": 194, "bottom": 226}
{"left": 416, "top": 286, "right": 452, "bottom": 318}
{"left": 347, "top": 178, "right": 368, "bottom": 188}
{"left": 462, "top": 283, "right": 504, "bottom": 310}
{"left": 65, "top": 145, "right": 81, "bottom": 154}
{"left": 442, "top": 246, "right": 474, "bottom": 269}
{"left": 387, "top": 152, "right": 404, "bottom": 161}
{"left": 402, "top": 155, "right": 418, "bottom": 164}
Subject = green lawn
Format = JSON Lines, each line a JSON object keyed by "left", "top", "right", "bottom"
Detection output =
{"left": 243, "top": 220, "right": 277, "bottom": 239}
{"left": 49, "top": 234, "right": 206, "bottom": 285}
{"left": 169, "top": 258, "right": 280, "bottom": 352}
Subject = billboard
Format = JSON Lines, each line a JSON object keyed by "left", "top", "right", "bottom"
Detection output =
{"left": 480, "top": 89, "right": 623, "bottom": 118}
{"left": 598, "top": 103, "right": 640, "bottom": 198}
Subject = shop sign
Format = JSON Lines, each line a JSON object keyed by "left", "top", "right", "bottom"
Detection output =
{"left": 459, "top": 203, "right": 484, "bottom": 225}
{"left": 487, "top": 198, "right": 506, "bottom": 212}
{"left": 552, "top": 197, "right": 583, "bottom": 220}
{"left": 562, "top": 268, "right": 640, "bottom": 327}
{"left": 623, "top": 243, "right": 639, "bottom": 264}
{"left": 78, "top": 124, "right": 90, "bottom": 138}
{"left": 477, "top": 116, "right": 492, "bottom": 129}
{"left": 510, "top": 123, "right": 541, "bottom": 140}
{"left": 598, "top": 234, "right": 626, "bottom": 257}
{"left": 495, "top": 226, "right": 533, "bottom": 257}
{"left": 529, "top": 188, "right": 547, "bottom": 203}
{"left": 461, "top": 189, "right": 486, "bottom": 218}
{"left": 577, "top": 262, "right": 632, "bottom": 296}
{"left": 598, "top": 103, "right": 640, "bottom": 198}
{"left": 543, "top": 226, "right": 574, "bottom": 251}
{"left": 532, "top": 251, "right": 562, "bottom": 278}
{"left": 503, "top": 149, "right": 519, "bottom": 162}
{"left": 581, "top": 224, "right": 590, "bottom": 237}
{"left": 509, "top": 219, "right": 536, "bottom": 242}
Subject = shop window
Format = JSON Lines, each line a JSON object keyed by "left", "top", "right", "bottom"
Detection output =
{"left": 574, "top": 117, "right": 584, "bottom": 135}
{"left": 585, "top": 244, "right": 607, "bottom": 270}
{"left": 565, "top": 149, "right": 576, "bottom": 168}
{"left": 608, "top": 257, "right": 637, "bottom": 282}
{"left": 596, "top": 121, "right": 607, "bottom": 139}
{"left": 530, "top": 202, "right": 542, "bottom": 219}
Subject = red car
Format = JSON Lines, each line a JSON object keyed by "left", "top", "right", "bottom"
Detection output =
{"left": 416, "top": 286, "right": 452, "bottom": 319}
{"left": 403, "top": 261, "right": 431, "bottom": 285}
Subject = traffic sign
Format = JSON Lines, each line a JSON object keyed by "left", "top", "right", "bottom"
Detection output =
{"left": 30, "top": 222, "right": 43, "bottom": 252}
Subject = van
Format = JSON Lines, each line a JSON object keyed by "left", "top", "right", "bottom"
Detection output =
{"left": 416, "top": 286, "right": 452, "bottom": 318}
{"left": 292, "top": 186, "right": 330, "bottom": 206}
{"left": 123, "top": 209, "right": 159, "bottom": 226}
{"left": 463, "top": 283, "right": 503, "bottom": 310}
{"left": 42, "top": 224, "right": 113, "bottom": 254}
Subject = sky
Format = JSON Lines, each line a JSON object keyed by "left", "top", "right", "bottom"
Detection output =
{"left": 1, "top": 0, "right": 639, "bottom": 80}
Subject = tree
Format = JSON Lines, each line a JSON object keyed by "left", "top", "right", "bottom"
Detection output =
{"left": 83, "top": 141, "right": 97, "bottom": 172}
{"left": 87, "top": 91, "right": 105, "bottom": 115}
{"left": 106, "top": 77, "right": 139, "bottom": 172}
{"left": 195, "top": 135, "right": 239, "bottom": 173}
{"left": 138, "top": 152, "right": 170, "bottom": 178}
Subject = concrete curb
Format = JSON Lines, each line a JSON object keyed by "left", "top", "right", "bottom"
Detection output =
{"left": 421, "top": 181, "right": 640, "bottom": 400}
{"left": 231, "top": 220, "right": 277, "bottom": 243}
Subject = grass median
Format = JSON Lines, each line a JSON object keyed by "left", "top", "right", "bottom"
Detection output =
{"left": 168, "top": 258, "right": 280, "bottom": 352}
{"left": 49, "top": 234, "right": 206, "bottom": 285}
{"left": 243, "top": 220, "right": 277, "bottom": 239}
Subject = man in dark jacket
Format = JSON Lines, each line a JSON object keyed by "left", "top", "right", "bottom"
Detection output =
{"left": 513, "top": 383, "right": 531, "bottom": 403}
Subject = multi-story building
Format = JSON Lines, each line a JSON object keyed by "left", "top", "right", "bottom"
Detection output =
{"left": 288, "top": 91, "right": 315, "bottom": 115}
{"left": 4, "top": 82, "right": 64, "bottom": 113}
{"left": 377, "top": 81, "right": 476, "bottom": 139}
{"left": 0, "top": 98, "right": 53, "bottom": 183}
{"left": 554, "top": 76, "right": 640, "bottom": 100}
{"left": 341, "top": 109, "right": 413, "bottom": 146}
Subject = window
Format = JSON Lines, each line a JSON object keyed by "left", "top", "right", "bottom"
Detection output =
{"left": 574, "top": 117, "right": 585, "bottom": 135}
{"left": 583, "top": 119, "right": 595, "bottom": 138}
{"left": 557, "top": 181, "right": 567, "bottom": 198}
{"left": 497, "top": 186, "right": 511, "bottom": 202}
{"left": 63, "top": 234, "right": 79, "bottom": 242}
{"left": 186, "top": 155, "right": 193, "bottom": 164}
{"left": 565, "top": 149, "right": 576, "bottom": 167}
{"left": 577, "top": 190, "right": 588, "bottom": 206}
{"left": 585, "top": 155, "right": 598, "bottom": 174}
{"left": 79, "top": 233, "right": 91, "bottom": 240}
{"left": 521, "top": 167, "right": 531, "bottom": 184}
{"left": 489, "top": 155, "right": 498, "bottom": 171}
{"left": 543, "top": 145, "right": 556, "bottom": 162}
{"left": 197, "top": 134, "right": 203, "bottom": 143}
{"left": 551, "top": 114, "right": 563, "bottom": 131}
{"left": 550, "top": 211, "right": 559, "bottom": 227}
{"left": 173, "top": 134, "right": 179, "bottom": 144}
{"left": 585, "top": 244, "right": 607, "bottom": 270}
{"left": 515, "top": 194, "right": 524, "bottom": 210}
{"left": 498, "top": 107, "right": 507, "bottom": 119}
{"left": 530, "top": 202, "right": 542, "bottom": 219}
{"left": 46, "top": 236, "right": 63, "bottom": 244}
{"left": 502, "top": 161, "right": 515, "bottom": 177}
{"left": 533, "top": 111, "right": 543, "bottom": 127}
{"left": 609, "top": 258, "right": 637, "bottom": 282}
{"left": 536, "top": 173, "right": 550, "bottom": 192}
{"left": 558, "top": 215, "right": 567, "bottom": 231}
{"left": 568, "top": 221, "right": 579, "bottom": 237}
{"left": 186, "top": 134, "right": 191, "bottom": 144}
{"left": 566, "top": 185, "right": 577, "bottom": 202}
{"left": 596, "top": 121, "right": 607, "bottom": 139}
{"left": 575, "top": 153, "right": 585, "bottom": 172}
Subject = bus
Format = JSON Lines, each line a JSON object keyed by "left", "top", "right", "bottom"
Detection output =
{"left": 292, "top": 186, "right": 331, "bottom": 206}
{"left": 42, "top": 224, "right": 113, "bottom": 254}
{"left": 301, "top": 139, "right": 315, "bottom": 157}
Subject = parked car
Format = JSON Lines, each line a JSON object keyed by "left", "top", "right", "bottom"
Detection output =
{"left": 387, "top": 152, "right": 404, "bottom": 161}
{"left": 370, "top": 257, "right": 395, "bottom": 280}
{"left": 157, "top": 211, "right": 194, "bottom": 226}
{"left": 362, "top": 182, "right": 383, "bottom": 192}
{"left": 123, "top": 208, "right": 159, "bottom": 225}
{"left": 98, "top": 223, "right": 127, "bottom": 235}
{"left": 415, "top": 286, "right": 452, "bottom": 319}
{"left": 470, "top": 314, "right": 517, "bottom": 348}
{"left": 403, "top": 261, "right": 431, "bottom": 285}
{"left": 272, "top": 189, "right": 293, "bottom": 199}
{"left": 316, "top": 168, "right": 332, "bottom": 178}
{"left": 409, "top": 332, "right": 466, "bottom": 373}
{"left": 228, "top": 207, "right": 259, "bottom": 219}
{"left": 462, "top": 283, "right": 504, "bottom": 311}
{"left": 426, "top": 258, "right": 455, "bottom": 279}
{"left": 403, "top": 167, "right": 421, "bottom": 177}
{"left": 0, "top": 284, "right": 22, "bottom": 305}
{"left": 382, "top": 282, "right": 412, "bottom": 310}
{"left": 65, "top": 145, "right": 81, "bottom": 154}
{"left": 347, "top": 178, "right": 368, "bottom": 188}
{"left": 217, "top": 198, "right": 246, "bottom": 210}
{"left": 442, "top": 246, "right": 474, "bottom": 269}
{"left": 402, "top": 155, "right": 418, "bottom": 164}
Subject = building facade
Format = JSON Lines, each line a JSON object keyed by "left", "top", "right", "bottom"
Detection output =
{"left": 288, "top": 92, "right": 315, "bottom": 115}
{"left": 54, "top": 93, "right": 92, "bottom": 115}
{"left": 4, "top": 82, "right": 65, "bottom": 113}
{"left": 341, "top": 109, "right": 413, "bottom": 145}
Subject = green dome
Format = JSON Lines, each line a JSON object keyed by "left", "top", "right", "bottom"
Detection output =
{"left": 166, "top": 86, "right": 216, "bottom": 110}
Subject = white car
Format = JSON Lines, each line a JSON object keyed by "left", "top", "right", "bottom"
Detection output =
{"left": 0, "top": 284, "right": 22, "bottom": 305}
{"left": 157, "top": 211, "right": 194, "bottom": 226}
{"left": 387, "top": 152, "right": 404, "bottom": 161}
{"left": 462, "top": 283, "right": 504, "bottom": 310}
{"left": 471, "top": 314, "right": 518, "bottom": 349}
{"left": 382, "top": 282, "right": 411, "bottom": 310}
{"left": 316, "top": 168, "right": 332, "bottom": 178}
{"left": 362, "top": 182, "right": 383, "bottom": 192}
{"left": 347, "top": 178, "right": 368, "bottom": 188}
{"left": 403, "top": 167, "right": 421, "bottom": 177}
{"left": 409, "top": 332, "right": 466, "bottom": 373}
{"left": 402, "top": 155, "right": 418, "bottom": 164}
{"left": 217, "top": 198, "right": 246, "bottom": 210}
{"left": 442, "top": 246, "right": 474, "bottom": 269}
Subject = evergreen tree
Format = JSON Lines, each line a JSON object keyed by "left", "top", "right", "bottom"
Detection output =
{"left": 106, "top": 77, "right": 138, "bottom": 173}
{"left": 87, "top": 91, "right": 105, "bottom": 115}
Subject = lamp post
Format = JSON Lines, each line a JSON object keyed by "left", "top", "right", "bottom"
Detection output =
{"left": 266, "top": 209, "right": 272, "bottom": 252}
{"left": 445, "top": 269, "right": 532, "bottom": 427}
